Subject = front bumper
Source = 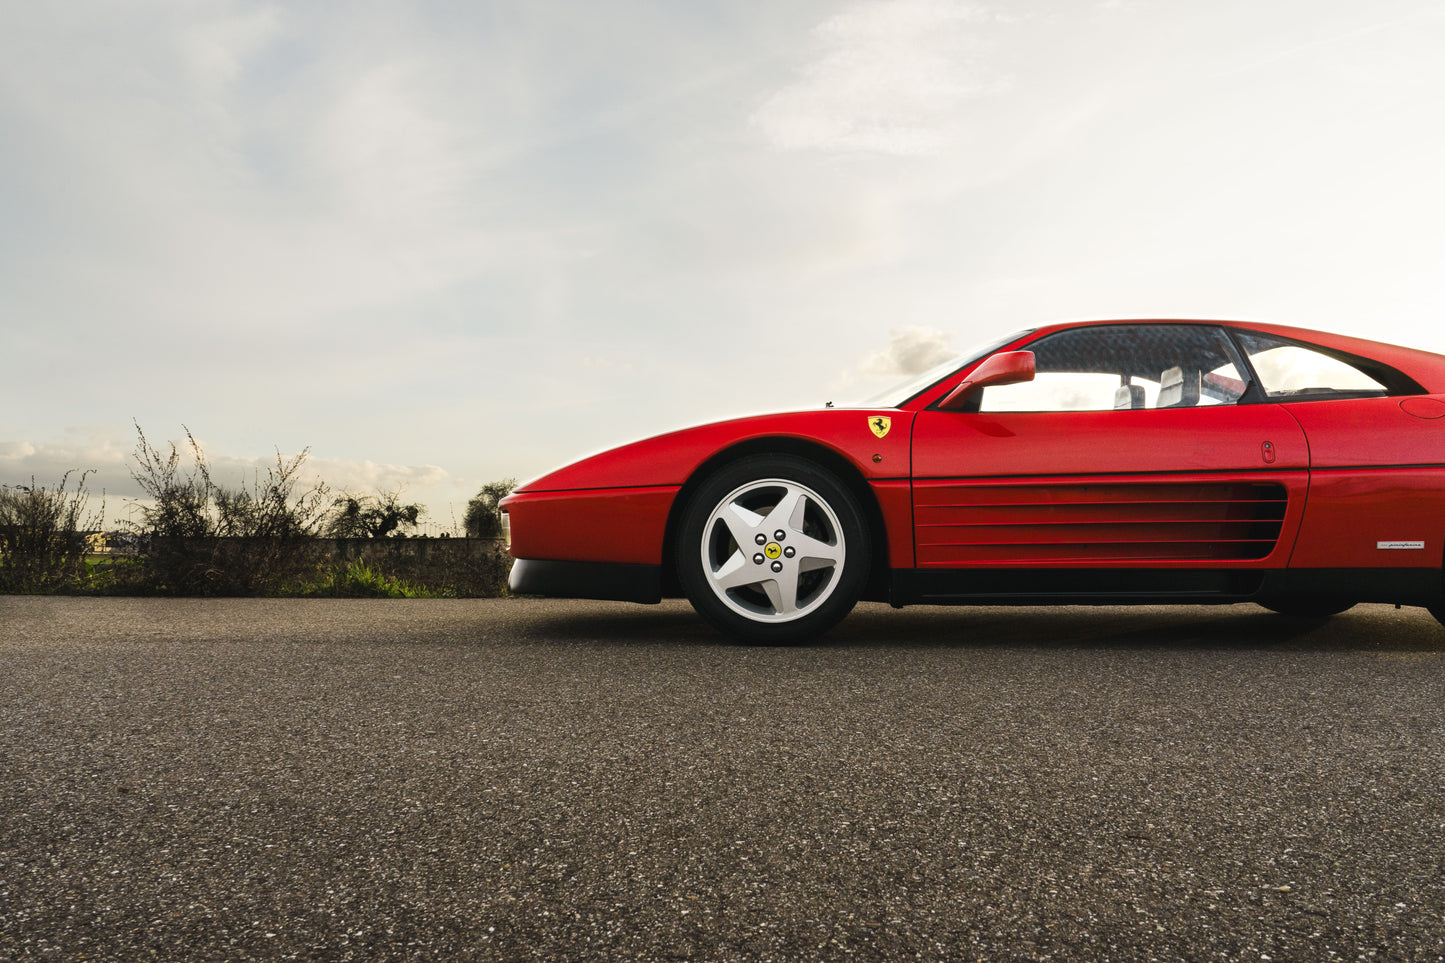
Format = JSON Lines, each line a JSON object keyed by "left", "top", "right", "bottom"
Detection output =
{"left": 508, "top": 558, "right": 663, "bottom": 604}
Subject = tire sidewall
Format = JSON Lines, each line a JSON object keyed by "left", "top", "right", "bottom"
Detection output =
{"left": 677, "top": 455, "right": 870, "bottom": 643}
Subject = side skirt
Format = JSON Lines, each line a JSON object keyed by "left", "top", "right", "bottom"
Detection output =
{"left": 889, "top": 568, "right": 1445, "bottom": 608}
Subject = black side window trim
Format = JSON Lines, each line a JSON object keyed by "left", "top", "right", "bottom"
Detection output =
{"left": 1224, "top": 329, "right": 1425, "bottom": 400}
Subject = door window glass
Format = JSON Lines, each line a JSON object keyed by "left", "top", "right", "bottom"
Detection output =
{"left": 1235, "top": 333, "right": 1386, "bottom": 399}
{"left": 979, "top": 324, "right": 1251, "bottom": 413}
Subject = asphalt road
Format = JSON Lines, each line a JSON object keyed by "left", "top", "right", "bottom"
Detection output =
{"left": 1, "top": 596, "right": 1443, "bottom": 962}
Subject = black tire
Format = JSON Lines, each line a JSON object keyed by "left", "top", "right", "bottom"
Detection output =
{"left": 676, "top": 455, "right": 870, "bottom": 644}
{"left": 1258, "top": 597, "right": 1357, "bottom": 618}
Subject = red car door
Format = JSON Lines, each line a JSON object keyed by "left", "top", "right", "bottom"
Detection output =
{"left": 909, "top": 323, "right": 1313, "bottom": 571}
{"left": 911, "top": 405, "right": 1308, "bottom": 568}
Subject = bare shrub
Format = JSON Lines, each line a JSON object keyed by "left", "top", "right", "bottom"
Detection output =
{"left": 127, "top": 424, "right": 329, "bottom": 595}
{"left": 0, "top": 472, "right": 101, "bottom": 593}
{"left": 5, "top": 426, "right": 516, "bottom": 598}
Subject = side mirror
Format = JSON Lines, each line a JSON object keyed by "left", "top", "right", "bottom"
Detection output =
{"left": 937, "top": 351, "right": 1035, "bottom": 410}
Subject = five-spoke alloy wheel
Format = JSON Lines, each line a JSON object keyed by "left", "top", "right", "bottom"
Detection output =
{"left": 678, "top": 455, "right": 869, "bottom": 643}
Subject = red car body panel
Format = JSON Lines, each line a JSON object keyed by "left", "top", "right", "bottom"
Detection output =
{"left": 519, "top": 409, "right": 915, "bottom": 492}
{"left": 871, "top": 479, "right": 916, "bottom": 569}
{"left": 1282, "top": 397, "right": 1445, "bottom": 468}
{"left": 911, "top": 405, "right": 1309, "bottom": 479}
{"left": 504, "top": 486, "right": 677, "bottom": 565}
{"left": 506, "top": 409, "right": 915, "bottom": 567}
{"left": 500, "top": 319, "right": 1445, "bottom": 621}
{"left": 1287, "top": 468, "right": 1445, "bottom": 569}
{"left": 1279, "top": 397, "right": 1445, "bottom": 569}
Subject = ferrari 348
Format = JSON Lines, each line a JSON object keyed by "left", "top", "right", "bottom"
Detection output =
{"left": 500, "top": 320, "right": 1445, "bottom": 642}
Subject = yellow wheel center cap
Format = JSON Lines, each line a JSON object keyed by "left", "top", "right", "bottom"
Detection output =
{"left": 764, "top": 542, "right": 782, "bottom": 559}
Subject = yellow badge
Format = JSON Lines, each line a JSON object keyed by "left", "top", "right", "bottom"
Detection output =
{"left": 868, "top": 415, "right": 891, "bottom": 439}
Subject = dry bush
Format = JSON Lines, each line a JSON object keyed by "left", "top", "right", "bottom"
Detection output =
{"left": 0, "top": 472, "right": 101, "bottom": 593}
{"left": 127, "top": 424, "right": 330, "bottom": 595}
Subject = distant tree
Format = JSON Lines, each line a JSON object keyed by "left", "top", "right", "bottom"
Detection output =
{"left": 465, "top": 479, "right": 516, "bottom": 538}
{"left": 324, "top": 490, "right": 425, "bottom": 539}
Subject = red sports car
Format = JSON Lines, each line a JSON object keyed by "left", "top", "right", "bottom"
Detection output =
{"left": 500, "top": 319, "right": 1445, "bottom": 642}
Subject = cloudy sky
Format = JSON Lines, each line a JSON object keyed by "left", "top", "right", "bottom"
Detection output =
{"left": 4, "top": 0, "right": 1444, "bottom": 529}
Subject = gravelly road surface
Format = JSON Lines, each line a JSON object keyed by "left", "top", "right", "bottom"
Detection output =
{"left": 1, "top": 596, "right": 1443, "bottom": 962}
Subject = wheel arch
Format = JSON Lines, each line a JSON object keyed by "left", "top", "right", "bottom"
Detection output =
{"left": 659, "top": 437, "right": 892, "bottom": 601}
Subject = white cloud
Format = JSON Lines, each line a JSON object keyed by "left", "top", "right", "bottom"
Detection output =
{"left": 302, "top": 456, "right": 450, "bottom": 497}
{"left": 314, "top": 58, "right": 470, "bottom": 228}
{"left": 0, "top": 430, "right": 130, "bottom": 491}
{"left": 829, "top": 325, "right": 960, "bottom": 401}
{"left": 143, "top": 435, "right": 453, "bottom": 506}
{"left": 861, "top": 325, "right": 957, "bottom": 376}
{"left": 750, "top": 0, "right": 1008, "bottom": 155}
{"left": 176, "top": 5, "right": 286, "bottom": 92}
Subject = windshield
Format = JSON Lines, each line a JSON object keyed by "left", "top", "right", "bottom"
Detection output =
{"left": 847, "top": 329, "right": 1035, "bottom": 408}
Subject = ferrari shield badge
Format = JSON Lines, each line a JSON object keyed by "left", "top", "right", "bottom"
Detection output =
{"left": 868, "top": 415, "right": 891, "bottom": 439}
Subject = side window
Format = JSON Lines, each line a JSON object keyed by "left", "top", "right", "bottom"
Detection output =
{"left": 1235, "top": 333, "right": 1386, "bottom": 399}
{"left": 979, "top": 325, "right": 1251, "bottom": 413}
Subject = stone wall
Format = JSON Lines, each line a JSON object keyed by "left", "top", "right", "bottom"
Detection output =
{"left": 325, "top": 537, "right": 512, "bottom": 596}
{"left": 131, "top": 536, "right": 514, "bottom": 597}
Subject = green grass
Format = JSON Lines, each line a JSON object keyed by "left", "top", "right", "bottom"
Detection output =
{"left": 5, "top": 553, "right": 480, "bottom": 598}
{"left": 293, "top": 560, "right": 455, "bottom": 599}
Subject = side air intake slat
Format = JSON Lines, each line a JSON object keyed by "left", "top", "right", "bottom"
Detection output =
{"left": 916, "top": 481, "right": 1289, "bottom": 566}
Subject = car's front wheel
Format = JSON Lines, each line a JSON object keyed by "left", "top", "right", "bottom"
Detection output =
{"left": 677, "top": 455, "right": 869, "bottom": 644}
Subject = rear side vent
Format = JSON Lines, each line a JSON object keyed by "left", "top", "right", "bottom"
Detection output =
{"left": 916, "top": 481, "right": 1289, "bottom": 567}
